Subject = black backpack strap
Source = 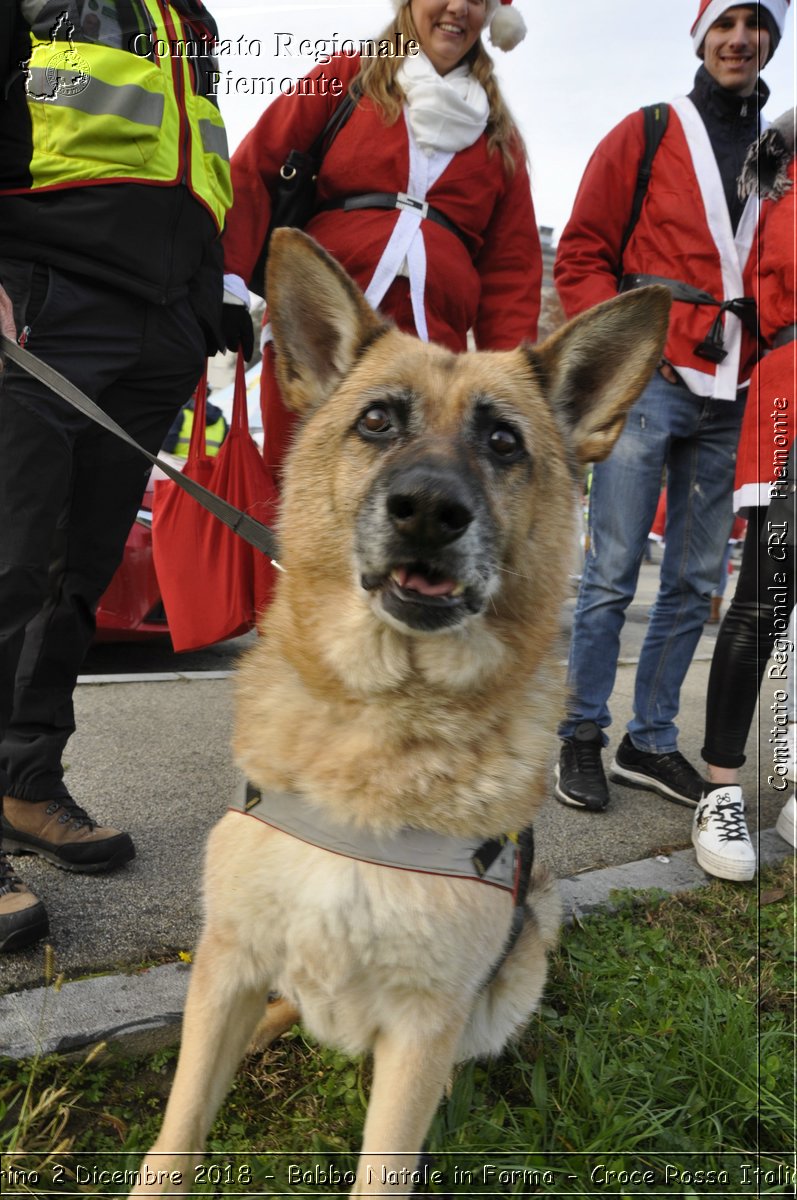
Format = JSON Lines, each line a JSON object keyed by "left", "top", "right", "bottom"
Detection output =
{"left": 309, "top": 89, "right": 358, "bottom": 159}
{"left": 245, "top": 88, "right": 359, "bottom": 297}
{"left": 618, "top": 103, "right": 670, "bottom": 278}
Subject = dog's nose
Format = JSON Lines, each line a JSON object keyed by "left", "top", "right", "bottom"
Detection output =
{"left": 386, "top": 465, "right": 474, "bottom": 548}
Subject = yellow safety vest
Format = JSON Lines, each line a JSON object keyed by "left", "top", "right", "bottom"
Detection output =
{"left": 174, "top": 407, "right": 226, "bottom": 457}
{"left": 22, "top": 0, "right": 231, "bottom": 230}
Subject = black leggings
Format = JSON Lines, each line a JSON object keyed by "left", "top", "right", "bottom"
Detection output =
{"left": 702, "top": 507, "right": 795, "bottom": 769}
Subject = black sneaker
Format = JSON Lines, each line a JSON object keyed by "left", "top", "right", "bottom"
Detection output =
{"left": 0, "top": 852, "right": 49, "bottom": 953}
{"left": 609, "top": 734, "right": 704, "bottom": 807}
{"left": 554, "top": 721, "right": 609, "bottom": 812}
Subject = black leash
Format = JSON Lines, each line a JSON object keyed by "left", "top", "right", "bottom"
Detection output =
{"left": 478, "top": 824, "right": 536, "bottom": 989}
{"left": 0, "top": 335, "right": 280, "bottom": 563}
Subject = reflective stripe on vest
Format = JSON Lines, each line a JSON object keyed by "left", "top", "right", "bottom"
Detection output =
{"left": 174, "top": 409, "right": 226, "bottom": 457}
{"left": 23, "top": 1, "right": 231, "bottom": 229}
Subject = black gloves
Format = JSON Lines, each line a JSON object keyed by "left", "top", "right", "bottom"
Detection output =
{"left": 221, "top": 302, "right": 254, "bottom": 360}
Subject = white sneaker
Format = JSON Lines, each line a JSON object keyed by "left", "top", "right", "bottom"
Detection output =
{"left": 785, "top": 723, "right": 797, "bottom": 785}
{"left": 775, "top": 794, "right": 797, "bottom": 849}
{"left": 692, "top": 786, "right": 756, "bottom": 881}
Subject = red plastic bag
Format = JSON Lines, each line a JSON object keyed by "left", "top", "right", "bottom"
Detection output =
{"left": 152, "top": 356, "right": 279, "bottom": 651}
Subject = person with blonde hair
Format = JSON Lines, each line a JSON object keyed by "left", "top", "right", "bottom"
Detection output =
{"left": 221, "top": 0, "right": 540, "bottom": 477}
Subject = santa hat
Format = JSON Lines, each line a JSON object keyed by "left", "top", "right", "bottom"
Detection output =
{"left": 691, "top": 1, "right": 790, "bottom": 58}
{"left": 391, "top": 0, "right": 527, "bottom": 53}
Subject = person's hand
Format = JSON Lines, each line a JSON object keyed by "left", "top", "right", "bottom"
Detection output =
{"left": 221, "top": 302, "right": 254, "bottom": 360}
{"left": 0, "top": 284, "right": 17, "bottom": 370}
{"left": 0, "top": 283, "right": 16, "bottom": 339}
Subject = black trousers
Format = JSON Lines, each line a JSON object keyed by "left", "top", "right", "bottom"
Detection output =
{"left": 0, "top": 261, "right": 206, "bottom": 802}
{"left": 702, "top": 505, "right": 796, "bottom": 769}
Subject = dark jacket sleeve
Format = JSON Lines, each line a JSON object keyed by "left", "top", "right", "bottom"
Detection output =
{"left": 2, "top": 5, "right": 20, "bottom": 95}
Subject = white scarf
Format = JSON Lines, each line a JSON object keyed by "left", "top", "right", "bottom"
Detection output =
{"left": 397, "top": 49, "right": 489, "bottom": 156}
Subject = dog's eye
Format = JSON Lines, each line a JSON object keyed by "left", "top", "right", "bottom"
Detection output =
{"left": 488, "top": 424, "right": 523, "bottom": 460}
{"left": 358, "top": 406, "right": 393, "bottom": 437}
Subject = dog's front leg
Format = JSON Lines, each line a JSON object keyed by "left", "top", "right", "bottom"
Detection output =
{"left": 130, "top": 934, "right": 270, "bottom": 1197}
{"left": 353, "top": 1017, "right": 466, "bottom": 1196}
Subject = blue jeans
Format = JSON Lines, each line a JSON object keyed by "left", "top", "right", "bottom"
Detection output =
{"left": 560, "top": 371, "right": 745, "bottom": 753}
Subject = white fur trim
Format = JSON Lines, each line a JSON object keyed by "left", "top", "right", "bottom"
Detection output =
{"left": 671, "top": 95, "right": 761, "bottom": 399}
{"left": 362, "top": 112, "right": 454, "bottom": 342}
{"left": 691, "top": 0, "right": 789, "bottom": 53}
{"left": 729, "top": 480, "right": 768, "bottom": 508}
{"left": 490, "top": 5, "right": 527, "bottom": 51}
{"left": 734, "top": 480, "right": 771, "bottom": 509}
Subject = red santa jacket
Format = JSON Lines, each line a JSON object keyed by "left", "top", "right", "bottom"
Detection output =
{"left": 554, "top": 100, "right": 762, "bottom": 401}
{"left": 223, "top": 55, "right": 541, "bottom": 352}
{"left": 735, "top": 155, "right": 796, "bottom": 508}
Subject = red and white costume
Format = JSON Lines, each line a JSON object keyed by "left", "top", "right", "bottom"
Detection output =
{"left": 554, "top": 100, "right": 763, "bottom": 401}
{"left": 734, "top": 153, "right": 796, "bottom": 508}
{"left": 223, "top": 54, "right": 541, "bottom": 468}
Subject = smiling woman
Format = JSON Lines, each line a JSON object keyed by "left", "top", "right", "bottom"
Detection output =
{"left": 408, "top": 0, "right": 488, "bottom": 75}
{"left": 221, "top": 0, "right": 540, "bottom": 616}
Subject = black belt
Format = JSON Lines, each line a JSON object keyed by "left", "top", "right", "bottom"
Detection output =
{"left": 773, "top": 323, "right": 797, "bottom": 349}
{"left": 620, "top": 273, "right": 758, "bottom": 364}
{"left": 620, "top": 273, "right": 722, "bottom": 307}
{"left": 320, "top": 191, "right": 469, "bottom": 248}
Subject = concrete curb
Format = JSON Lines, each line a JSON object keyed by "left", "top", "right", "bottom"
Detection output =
{"left": 0, "top": 829, "right": 791, "bottom": 1062}
{"left": 77, "top": 671, "right": 234, "bottom": 685}
{"left": 559, "top": 826, "right": 788, "bottom": 920}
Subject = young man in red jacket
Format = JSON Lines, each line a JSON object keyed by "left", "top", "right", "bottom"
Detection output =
{"left": 553, "top": 3, "right": 788, "bottom": 863}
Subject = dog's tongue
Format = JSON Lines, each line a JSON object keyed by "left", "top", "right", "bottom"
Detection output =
{"left": 395, "top": 566, "right": 456, "bottom": 597}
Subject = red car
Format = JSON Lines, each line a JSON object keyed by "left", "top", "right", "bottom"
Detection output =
{"left": 94, "top": 468, "right": 168, "bottom": 641}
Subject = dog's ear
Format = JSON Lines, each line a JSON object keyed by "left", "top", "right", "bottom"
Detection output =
{"left": 266, "top": 228, "right": 388, "bottom": 414}
{"left": 529, "top": 287, "right": 671, "bottom": 464}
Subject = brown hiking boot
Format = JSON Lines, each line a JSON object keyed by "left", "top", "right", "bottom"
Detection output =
{"left": 0, "top": 852, "right": 49, "bottom": 952}
{"left": 2, "top": 796, "right": 135, "bottom": 873}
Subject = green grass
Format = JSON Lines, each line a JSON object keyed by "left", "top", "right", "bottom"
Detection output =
{"left": 1, "top": 863, "right": 794, "bottom": 1197}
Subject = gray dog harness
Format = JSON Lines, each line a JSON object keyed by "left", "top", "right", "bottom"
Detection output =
{"left": 230, "top": 781, "right": 535, "bottom": 983}
{"left": 231, "top": 780, "right": 519, "bottom": 890}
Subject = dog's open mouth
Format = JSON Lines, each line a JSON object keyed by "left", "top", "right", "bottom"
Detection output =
{"left": 361, "top": 563, "right": 475, "bottom": 630}
{"left": 363, "top": 562, "right": 464, "bottom": 603}
{"left": 390, "top": 564, "right": 466, "bottom": 601}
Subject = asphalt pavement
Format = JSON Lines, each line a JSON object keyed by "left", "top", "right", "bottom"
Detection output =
{"left": 0, "top": 556, "right": 793, "bottom": 1058}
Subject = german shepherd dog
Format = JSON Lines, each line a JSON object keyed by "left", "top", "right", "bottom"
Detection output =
{"left": 132, "top": 231, "right": 669, "bottom": 1196}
